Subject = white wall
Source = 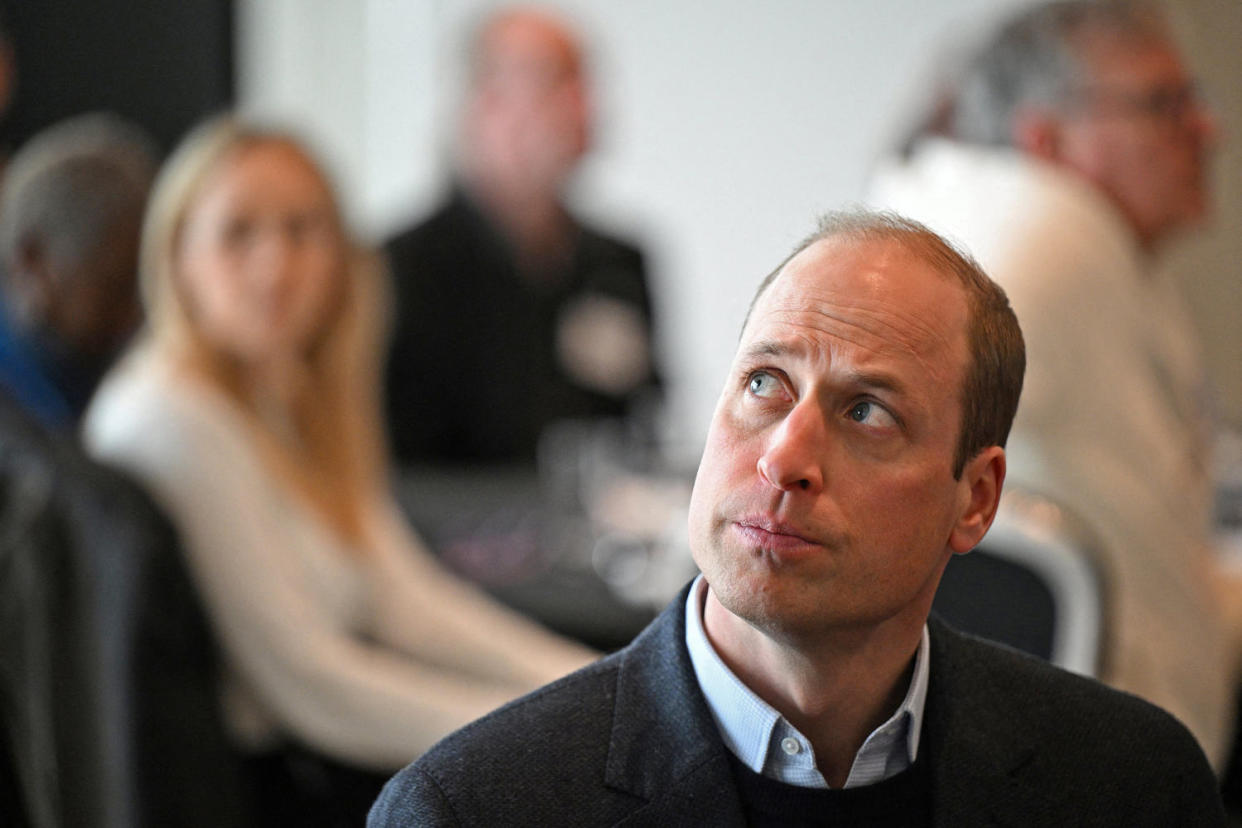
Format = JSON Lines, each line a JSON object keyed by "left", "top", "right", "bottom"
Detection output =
{"left": 237, "top": 0, "right": 1242, "bottom": 459}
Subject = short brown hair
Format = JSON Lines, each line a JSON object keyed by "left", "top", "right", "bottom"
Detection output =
{"left": 745, "top": 210, "right": 1025, "bottom": 478}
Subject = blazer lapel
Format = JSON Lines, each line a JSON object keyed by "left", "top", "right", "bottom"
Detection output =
{"left": 603, "top": 587, "right": 747, "bottom": 827}
{"left": 614, "top": 754, "right": 747, "bottom": 827}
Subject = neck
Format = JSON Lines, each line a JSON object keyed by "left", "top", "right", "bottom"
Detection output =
{"left": 173, "top": 341, "right": 370, "bottom": 545}
{"left": 703, "top": 588, "right": 922, "bottom": 788}
{"left": 176, "top": 343, "right": 309, "bottom": 441}
{"left": 460, "top": 163, "right": 575, "bottom": 275}
{"left": 247, "top": 354, "right": 310, "bottom": 422}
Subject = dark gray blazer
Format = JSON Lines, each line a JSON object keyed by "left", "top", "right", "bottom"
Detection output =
{"left": 370, "top": 585, "right": 1225, "bottom": 827}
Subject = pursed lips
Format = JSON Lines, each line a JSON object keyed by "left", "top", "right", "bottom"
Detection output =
{"left": 731, "top": 516, "right": 819, "bottom": 551}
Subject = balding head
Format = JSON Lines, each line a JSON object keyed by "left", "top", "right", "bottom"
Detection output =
{"left": 459, "top": 6, "right": 592, "bottom": 199}
{"left": 745, "top": 211, "right": 1025, "bottom": 479}
{"left": 469, "top": 7, "right": 584, "bottom": 91}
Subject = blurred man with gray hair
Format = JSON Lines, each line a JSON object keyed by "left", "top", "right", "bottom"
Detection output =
{"left": 868, "top": 0, "right": 1231, "bottom": 766}
{"left": 0, "top": 112, "right": 155, "bottom": 425}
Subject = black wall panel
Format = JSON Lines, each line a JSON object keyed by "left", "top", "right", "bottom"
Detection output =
{"left": 0, "top": 0, "right": 233, "bottom": 156}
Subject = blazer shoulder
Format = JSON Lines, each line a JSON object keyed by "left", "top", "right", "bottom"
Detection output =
{"left": 375, "top": 655, "right": 649, "bottom": 826}
{"left": 421, "top": 659, "right": 619, "bottom": 774}
{"left": 928, "top": 622, "right": 1225, "bottom": 824}
{"left": 432, "top": 654, "right": 621, "bottom": 761}
{"left": 376, "top": 598, "right": 702, "bottom": 825}
{"left": 370, "top": 763, "right": 460, "bottom": 827}
{"left": 940, "top": 623, "right": 1180, "bottom": 722}
{"left": 931, "top": 620, "right": 1218, "bottom": 778}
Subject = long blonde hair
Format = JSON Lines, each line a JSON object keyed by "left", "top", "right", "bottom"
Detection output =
{"left": 138, "top": 114, "right": 390, "bottom": 545}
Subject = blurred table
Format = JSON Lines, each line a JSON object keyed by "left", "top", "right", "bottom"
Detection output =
{"left": 395, "top": 463, "right": 694, "bottom": 652}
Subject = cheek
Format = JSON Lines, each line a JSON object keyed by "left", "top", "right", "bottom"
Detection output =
{"left": 178, "top": 257, "right": 218, "bottom": 317}
{"left": 687, "top": 437, "right": 723, "bottom": 550}
{"left": 697, "top": 410, "right": 754, "bottom": 488}
{"left": 1061, "top": 121, "right": 1133, "bottom": 179}
{"left": 294, "top": 251, "right": 345, "bottom": 328}
{"left": 863, "top": 463, "right": 960, "bottom": 551}
{"left": 1079, "top": 126, "right": 1170, "bottom": 204}
{"left": 1155, "top": 136, "right": 1206, "bottom": 197}
{"left": 688, "top": 415, "right": 747, "bottom": 543}
{"left": 178, "top": 248, "right": 251, "bottom": 337}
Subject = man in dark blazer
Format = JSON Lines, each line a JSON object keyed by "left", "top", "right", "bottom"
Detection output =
{"left": 370, "top": 211, "right": 1225, "bottom": 826}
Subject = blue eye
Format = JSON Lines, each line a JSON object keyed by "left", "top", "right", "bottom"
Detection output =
{"left": 748, "top": 372, "right": 782, "bottom": 398}
{"left": 848, "top": 400, "right": 897, "bottom": 428}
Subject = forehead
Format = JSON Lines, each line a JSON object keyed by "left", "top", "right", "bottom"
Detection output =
{"left": 198, "top": 141, "right": 331, "bottom": 209}
{"left": 228, "top": 141, "right": 324, "bottom": 185}
{"left": 484, "top": 15, "right": 581, "bottom": 79}
{"left": 742, "top": 237, "right": 970, "bottom": 387}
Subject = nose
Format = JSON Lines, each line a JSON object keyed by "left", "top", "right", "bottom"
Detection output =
{"left": 1183, "top": 90, "right": 1222, "bottom": 149}
{"left": 756, "top": 401, "right": 825, "bottom": 495}
{"left": 251, "top": 226, "right": 298, "bottom": 289}
{"left": 1193, "top": 103, "right": 1222, "bottom": 149}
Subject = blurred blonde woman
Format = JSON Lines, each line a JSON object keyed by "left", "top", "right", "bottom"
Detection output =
{"left": 84, "top": 116, "right": 595, "bottom": 822}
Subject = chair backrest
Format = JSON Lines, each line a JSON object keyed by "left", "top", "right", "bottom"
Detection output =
{"left": 932, "top": 490, "right": 1105, "bottom": 677}
{"left": 0, "top": 396, "right": 245, "bottom": 828}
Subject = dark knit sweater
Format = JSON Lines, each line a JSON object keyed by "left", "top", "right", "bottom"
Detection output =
{"left": 726, "top": 751, "right": 933, "bottom": 828}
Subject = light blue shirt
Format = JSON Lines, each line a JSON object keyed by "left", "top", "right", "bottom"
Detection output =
{"left": 684, "top": 575, "right": 930, "bottom": 789}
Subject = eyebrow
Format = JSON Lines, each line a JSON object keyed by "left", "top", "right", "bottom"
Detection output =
{"left": 742, "top": 340, "right": 792, "bottom": 360}
{"left": 740, "top": 339, "right": 911, "bottom": 397}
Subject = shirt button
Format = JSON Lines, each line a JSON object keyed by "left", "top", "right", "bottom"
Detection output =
{"left": 780, "top": 737, "right": 801, "bottom": 756}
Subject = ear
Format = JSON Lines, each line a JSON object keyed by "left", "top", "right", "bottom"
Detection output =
{"left": 948, "top": 445, "right": 1006, "bottom": 555}
{"left": 7, "top": 236, "right": 57, "bottom": 327}
{"left": 1011, "top": 107, "right": 1062, "bottom": 162}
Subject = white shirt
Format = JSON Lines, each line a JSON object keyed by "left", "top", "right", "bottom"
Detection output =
{"left": 684, "top": 575, "right": 929, "bottom": 788}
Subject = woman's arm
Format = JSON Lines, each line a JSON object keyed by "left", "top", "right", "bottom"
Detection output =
{"left": 363, "top": 498, "right": 597, "bottom": 689}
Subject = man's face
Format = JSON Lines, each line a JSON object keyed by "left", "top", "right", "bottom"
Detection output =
{"left": 42, "top": 213, "right": 142, "bottom": 358}
{"left": 479, "top": 16, "right": 592, "bottom": 191}
{"left": 688, "top": 237, "right": 978, "bottom": 642}
{"left": 1055, "top": 37, "right": 1217, "bottom": 248}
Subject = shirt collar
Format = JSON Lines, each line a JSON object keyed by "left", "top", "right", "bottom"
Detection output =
{"left": 684, "top": 574, "right": 930, "bottom": 789}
